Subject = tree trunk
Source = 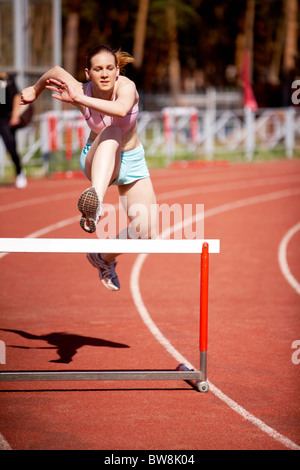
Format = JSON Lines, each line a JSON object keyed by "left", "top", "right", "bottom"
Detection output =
{"left": 166, "top": 0, "right": 181, "bottom": 104}
{"left": 282, "top": 0, "right": 298, "bottom": 104}
{"left": 63, "top": 11, "right": 79, "bottom": 76}
{"left": 133, "top": 0, "right": 150, "bottom": 69}
{"left": 235, "top": 0, "right": 255, "bottom": 85}
{"left": 267, "top": 8, "right": 286, "bottom": 86}
{"left": 244, "top": 0, "right": 255, "bottom": 81}
{"left": 283, "top": 0, "right": 298, "bottom": 75}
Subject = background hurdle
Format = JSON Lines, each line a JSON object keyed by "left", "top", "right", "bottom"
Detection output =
{"left": 0, "top": 238, "right": 220, "bottom": 392}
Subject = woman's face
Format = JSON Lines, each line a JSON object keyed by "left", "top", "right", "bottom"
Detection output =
{"left": 85, "top": 51, "right": 119, "bottom": 94}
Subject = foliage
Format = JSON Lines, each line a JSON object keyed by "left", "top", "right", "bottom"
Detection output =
{"left": 61, "top": 0, "right": 299, "bottom": 107}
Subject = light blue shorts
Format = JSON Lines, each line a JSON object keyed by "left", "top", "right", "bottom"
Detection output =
{"left": 80, "top": 143, "right": 150, "bottom": 185}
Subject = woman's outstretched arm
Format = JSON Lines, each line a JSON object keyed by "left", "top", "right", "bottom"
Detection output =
{"left": 20, "top": 66, "right": 83, "bottom": 105}
{"left": 45, "top": 76, "right": 137, "bottom": 119}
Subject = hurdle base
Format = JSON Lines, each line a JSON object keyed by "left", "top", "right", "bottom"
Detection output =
{"left": 0, "top": 369, "right": 201, "bottom": 385}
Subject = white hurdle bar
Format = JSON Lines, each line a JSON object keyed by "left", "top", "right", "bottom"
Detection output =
{"left": 0, "top": 238, "right": 220, "bottom": 254}
{"left": 0, "top": 238, "right": 220, "bottom": 392}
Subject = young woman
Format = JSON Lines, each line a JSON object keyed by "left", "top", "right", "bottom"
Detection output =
{"left": 20, "top": 45, "right": 157, "bottom": 291}
{"left": 0, "top": 70, "right": 27, "bottom": 189}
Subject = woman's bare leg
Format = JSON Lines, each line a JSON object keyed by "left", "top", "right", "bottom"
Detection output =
{"left": 84, "top": 126, "right": 122, "bottom": 199}
{"left": 78, "top": 126, "right": 121, "bottom": 233}
{"left": 101, "top": 177, "right": 157, "bottom": 262}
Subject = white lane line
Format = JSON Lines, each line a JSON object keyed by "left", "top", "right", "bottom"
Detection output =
{"left": 130, "top": 188, "right": 300, "bottom": 450}
{"left": 0, "top": 173, "right": 300, "bottom": 213}
{"left": 0, "top": 433, "right": 12, "bottom": 450}
{"left": 0, "top": 191, "right": 80, "bottom": 213}
{"left": 278, "top": 222, "right": 300, "bottom": 295}
{"left": 157, "top": 174, "right": 300, "bottom": 200}
{"left": 0, "top": 216, "right": 79, "bottom": 260}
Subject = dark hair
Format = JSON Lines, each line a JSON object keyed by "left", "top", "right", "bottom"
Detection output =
{"left": 86, "top": 45, "right": 135, "bottom": 74}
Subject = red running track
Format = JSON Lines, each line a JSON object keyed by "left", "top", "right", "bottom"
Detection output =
{"left": 0, "top": 158, "right": 299, "bottom": 450}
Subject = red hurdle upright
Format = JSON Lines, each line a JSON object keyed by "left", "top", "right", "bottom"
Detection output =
{"left": 199, "top": 242, "right": 209, "bottom": 391}
{"left": 176, "top": 241, "right": 210, "bottom": 392}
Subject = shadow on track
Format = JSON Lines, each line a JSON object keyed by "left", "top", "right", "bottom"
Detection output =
{"left": 0, "top": 328, "right": 129, "bottom": 363}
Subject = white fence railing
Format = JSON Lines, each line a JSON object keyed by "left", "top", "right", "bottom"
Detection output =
{"left": 1, "top": 106, "right": 299, "bottom": 176}
{"left": 139, "top": 106, "right": 300, "bottom": 162}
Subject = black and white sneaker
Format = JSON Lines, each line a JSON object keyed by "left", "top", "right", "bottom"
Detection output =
{"left": 87, "top": 253, "right": 120, "bottom": 291}
{"left": 78, "top": 187, "right": 102, "bottom": 233}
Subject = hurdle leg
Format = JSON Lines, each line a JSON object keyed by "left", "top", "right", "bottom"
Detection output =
{"left": 199, "top": 242, "right": 209, "bottom": 392}
{"left": 176, "top": 241, "right": 210, "bottom": 392}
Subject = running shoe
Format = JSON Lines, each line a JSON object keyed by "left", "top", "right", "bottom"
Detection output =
{"left": 78, "top": 187, "right": 102, "bottom": 233}
{"left": 15, "top": 170, "right": 27, "bottom": 189}
{"left": 87, "top": 253, "right": 120, "bottom": 291}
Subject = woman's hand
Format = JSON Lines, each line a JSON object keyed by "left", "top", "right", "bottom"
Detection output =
{"left": 45, "top": 78, "right": 79, "bottom": 104}
{"left": 20, "top": 86, "right": 37, "bottom": 104}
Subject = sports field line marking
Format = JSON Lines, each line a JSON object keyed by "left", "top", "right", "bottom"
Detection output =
{"left": 0, "top": 190, "right": 80, "bottom": 213}
{"left": 157, "top": 174, "right": 300, "bottom": 200}
{"left": 0, "top": 433, "right": 12, "bottom": 450}
{"left": 1, "top": 186, "right": 299, "bottom": 260}
{"left": 0, "top": 203, "right": 116, "bottom": 260}
{"left": 0, "top": 173, "right": 299, "bottom": 213}
{"left": 278, "top": 222, "right": 300, "bottom": 295}
{"left": 130, "top": 187, "right": 300, "bottom": 451}
{"left": 1, "top": 187, "right": 300, "bottom": 450}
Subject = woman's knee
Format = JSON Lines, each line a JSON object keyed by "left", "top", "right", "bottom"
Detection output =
{"left": 127, "top": 201, "right": 157, "bottom": 240}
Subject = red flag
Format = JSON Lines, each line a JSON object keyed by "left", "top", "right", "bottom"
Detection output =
{"left": 65, "top": 123, "right": 73, "bottom": 160}
{"left": 48, "top": 114, "right": 59, "bottom": 151}
{"left": 190, "top": 108, "right": 199, "bottom": 143}
{"left": 242, "top": 50, "right": 258, "bottom": 111}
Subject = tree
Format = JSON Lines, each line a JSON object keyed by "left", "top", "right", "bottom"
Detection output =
{"left": 235, "top": 0, "right": 255, "bottom": 84}
{"left": 63, "top": 0, "right": 82, "bottom": 75}
{"left": 64, "top": 11, "right": 79, "bottom": 75}
{"left": 245, "top": 0, "right": 255, "bottom": 80}
{"left": 282, "top": 0, "right": 298, "bottom": 104}
{"left": 283, "top": 0, "right": 298, "bottom": 76}
{"left": 267, "top": 2, "right": 286, "bottom": 87}
{"left": 133, "top": 0, "right": 150, "bottom": 69}
{"left": 166, "top": 0, "right": 181, "bottom": 103}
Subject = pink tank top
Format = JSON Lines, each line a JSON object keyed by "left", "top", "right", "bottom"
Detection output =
{"left": 83, "top": 81, "right": 139, "bottom": 134}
